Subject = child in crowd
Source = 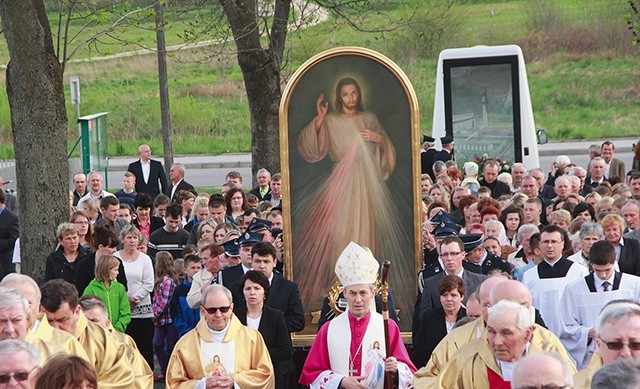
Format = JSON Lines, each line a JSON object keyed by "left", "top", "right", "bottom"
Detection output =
{"left": 82, "top": 254, "right": 131, "bottom": 333}
{"left": 152, "top": 251, "right": 180, "bottom": 381}
{"left": 170, "top": 254, "right": 202, "bottom": 337}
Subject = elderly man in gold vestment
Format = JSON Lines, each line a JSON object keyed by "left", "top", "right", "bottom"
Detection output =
{"left": 166, "top": 284, "right": 274, "bottom": 388}
{"left": 0, "top": 274, "right": 88, "bottom": 361}
{"left": 40, "top": 280, "right": 134, "bottom": 389}
{"left": 414, "top": 278, "right": 574, "bottom": 388}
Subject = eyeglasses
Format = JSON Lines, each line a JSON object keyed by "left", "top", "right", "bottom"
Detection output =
{"left": 0, "top": 366, "right": 37, "bottom": 383}
{"left": 202, "top": 306, "right": 231, "bottom": 314}
{"left": 600, "top": 339, "right": 640, "bottom": 351}
{"left": 440, "top": 252, "right": 462, "bottom": 258}
{"left": 516, "top": 385, "right": 569, "bottom": 389}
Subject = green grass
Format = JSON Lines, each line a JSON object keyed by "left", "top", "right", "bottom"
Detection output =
{"left": 0, "top": 0, "right": 637, "bottom": 158}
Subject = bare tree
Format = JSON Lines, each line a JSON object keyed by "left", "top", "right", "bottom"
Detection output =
{"left": 0, "top": 0, "right": 69, "bottom": 281}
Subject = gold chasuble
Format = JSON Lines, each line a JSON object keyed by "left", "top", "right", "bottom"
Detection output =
{"left": 413, "top": 317, "right": 485, "bottom": 388}
{"left": 573, "top": 353, "right": 603, "bottom": 389}
{"left": 110, "top": 330, "right": 153, "bottom": 389}
{"left": 29, "top": 315, "right": 89, "bottom": 361}
{"left": 437, "top": 326, "right": 576, "bottom": 389}
{"left": 167, "top": 315, "right": 274, "bottom": 388}
{"left": 73, "top": 311, "right": 135, "bottom": 388}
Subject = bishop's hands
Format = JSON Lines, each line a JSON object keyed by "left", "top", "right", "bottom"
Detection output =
{"left": 340, "top": 376, "right": 367, "bottom": 389}
{"left": 384, "top": 356, "right": 398, "bottom": 373}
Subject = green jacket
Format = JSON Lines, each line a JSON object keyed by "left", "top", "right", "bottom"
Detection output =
{"left": 83, "top": 279, "right": 131, "bottom": 332}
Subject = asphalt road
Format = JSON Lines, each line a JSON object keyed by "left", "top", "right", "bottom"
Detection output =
{"left": 101, "top": 138, "right": 639, "bottom": 190}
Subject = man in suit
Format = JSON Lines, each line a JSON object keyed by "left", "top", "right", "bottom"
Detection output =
{"left": 218, "top": 233, "right": 260, "bottom": 288}
{"left": 586, "top": 157, "right": 608, "bottom": 187}
{"left": 622, "top": 199, "right": 640, "bottom": 238}
{"left": 166, "top": 163, "right": 194, "bottom": 202}
{"left": 248, "top": 168, "right": 271, "bottom": 201}
{"left": 421, "top": 135, "right": 438, "bottom": 179}
{"left": 0, "top": 190, "right": 19, "bottom": 278}
{"left": 71, "top": 172, "right": 87, "bottom": 207}
{"left": 127, "top": 144, "right": 167, "bottom": 199}
{"left": 479, "top": 160, "right": 511, "bottom": 199}
{"left": 417, "top": 236, "right": 485, "bottom": 324}
{"left": 602, "top": 140, "right": 626, "bottom": 182}
{"left": 234, "top": 241, "right": 305, "bottom": 333}
{"left": 432, "top": 136, "right": 454, "bottom": 166}
{"left": 461, "top": 234, "right": 511, "bottom": 275}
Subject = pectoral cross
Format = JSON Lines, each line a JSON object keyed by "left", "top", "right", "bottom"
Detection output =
{"left": 348, "top": 364, "right": 358, "bottom": 377}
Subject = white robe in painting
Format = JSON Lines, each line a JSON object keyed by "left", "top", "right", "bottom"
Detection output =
{"left": 559, "top": 272, "right": 640, "bottom": 369}
{"left": 522, "top": 260, "right": 589, "bottom": 338}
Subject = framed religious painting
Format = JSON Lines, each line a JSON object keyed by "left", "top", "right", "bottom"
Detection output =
{"left": 279, "top": 47, "right": 423, "bottom": 345}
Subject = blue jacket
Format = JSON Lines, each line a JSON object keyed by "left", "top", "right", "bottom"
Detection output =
{"left": 170, "top": 278, "right": 200, "bottom": 336}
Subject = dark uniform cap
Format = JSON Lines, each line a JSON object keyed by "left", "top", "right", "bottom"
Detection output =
{"left": 459, "top": 233, "right": 483, "bottom": 253}
{"left": 221, "top": 239, "right": 241, "bottom": 257}
{"left": 423, "top": 135, "right": 435, "bottom": 143}
{"left": 429, "top": 210, "right": 456, "bottom": 225}
{"left": 433, "top": 221, "right": 462, "bottom": 237}
{"left": 441, "top": 136, "right": 454, "bottom": 146}
{"left": 237, "top": 232, "right": 263, "bottom": 247}
{"left": 246, "top": 218, "right": 272, "bottom": 233}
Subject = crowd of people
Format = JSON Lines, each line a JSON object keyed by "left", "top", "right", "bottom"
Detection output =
{"left": 411, "top": 137, "right": 640, "bottom": 388}
{"left": 1, "top": 137, "right": 640, "bottom": 388}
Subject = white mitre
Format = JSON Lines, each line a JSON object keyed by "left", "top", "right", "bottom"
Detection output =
{"left": 335, "top": 241, "right": 380, "bottom": 287}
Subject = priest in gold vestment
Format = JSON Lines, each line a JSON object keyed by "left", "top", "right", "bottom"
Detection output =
{"left": 438, "top": 301, "right": 575, "bottom": 388}
{"left": 0, "top": 273, "right": 88, "bottom": 361}
{"left": 166, "top": 284, "right": 274, "bottom": 388}
{"left": 41, "top": 279, "right": 135, "bottom": 389}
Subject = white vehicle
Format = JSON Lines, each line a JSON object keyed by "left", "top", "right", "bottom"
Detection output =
{"left": 431, "top": 45, "right": 546, "bottom": 169}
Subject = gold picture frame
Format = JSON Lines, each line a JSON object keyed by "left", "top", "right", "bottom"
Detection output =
{"left": 279, "top": 47, "right": 422, "bottom": 346}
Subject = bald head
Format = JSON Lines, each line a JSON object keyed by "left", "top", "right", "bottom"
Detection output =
{"left": 513, "top": 352, "right": 574, "bottom": 389}
{"left": 490, "top": 280, "right": 532, "bottom": 308}
{"left": 477, "top": 274, "right": 510, "bottom": 321}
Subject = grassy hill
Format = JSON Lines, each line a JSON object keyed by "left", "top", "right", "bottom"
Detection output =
{"left": 0, "top": 0, "right": 637, "bottom": 158}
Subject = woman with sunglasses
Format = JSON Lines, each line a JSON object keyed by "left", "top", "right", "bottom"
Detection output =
{"left": 235, "top": 271, "right": 293, "bottom": 389}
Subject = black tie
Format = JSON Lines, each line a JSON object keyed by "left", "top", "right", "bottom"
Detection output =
{"left": 603, "top": 281, "right": 611, "bottom": 292}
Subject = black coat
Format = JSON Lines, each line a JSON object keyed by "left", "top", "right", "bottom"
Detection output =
{"left": 0, "top": 208, "right": 19, "bottom": 277}
{"left": 127, "top": 159, "right": 168, "bottom": 199}
{"left": 618, "top": 237, "right": 640, "bottom": 276}
{"left": 44, "top": 245, "right": 91, "bottom": 285}
{"left": 412, "top": 306, "right": 467, "bottom": 368}
{"left": 166, "top": 180, "right": 195, "bottom": 202}
{"left": 236, "top": 305, "right": 293, "bottom": 389}
{"left": 132, "top": 216, "right": 165, "bottom": 236}
{"left": 232, "top": 272, "right": 305, "bottom": 333}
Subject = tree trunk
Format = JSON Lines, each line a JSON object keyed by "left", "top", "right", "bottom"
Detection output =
{"left": 156, "top": 0, "right": 174, "bottom": 175}
{"left": 0, "top": 0, "right": 69, "bottom": 282}
{"left": 220, "top": 0, "right": 287, "bottom": 185}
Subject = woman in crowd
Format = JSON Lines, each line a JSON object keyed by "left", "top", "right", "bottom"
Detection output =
{"left": 132, "top": 193, "right": 165, "bottom": 243}
{"left": 44, "top": 223, "right": 90, "bottom": 284}
{"left": 236, "top": 271, "right": 293, "bottom": 388}
{"left": 499, "top": 205, "right": 524, "bottom": 247}
{"left": 412, "top": 275, "right": 466, "bottom": 368}
{"left": 601, "top": 214, "right": 640, "bottom": 276}
{"left": 35, "top": 354, "right": 98, "bottom": 389}
{"left": 153, "top": 194, "right": 170, "bottom": 219}
{"left": 428, "top": 184, "right": 450, "bottom": 212}
{"left": 114, "top": 224, "right": 155, "bottom": 369}
{"left": 195, "top": 219, "right": 217, "bottom": 244}
{"left": 71, "top": 210, "right": 94, "bottom": 250}
{"left": 225, "top": 188, "right": 248, "bottom": 219}
{"left": 213, "top": 222, "right": 235, "bottom": 245}
{"left": 82, "top": 198, "right": 100, "bottom": 224}
{"left": 177, "top": 190, "right": 196, "bottom": 226}
{"left": 82, "top": 254, "right": 131, "bottom": 333}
